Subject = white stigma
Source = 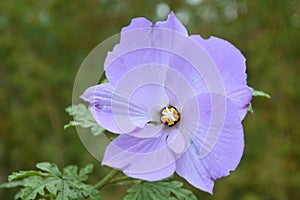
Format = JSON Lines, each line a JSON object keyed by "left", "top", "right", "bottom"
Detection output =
{"left": 160, "top": 106, "right": 180, "bottom": 126}
{"left": 161, "top": 107, "right": 176, "bottom": 121}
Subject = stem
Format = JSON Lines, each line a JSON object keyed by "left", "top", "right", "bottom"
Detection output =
{"left": 94, "top": 168, "right": 119, "bottom": 190}
{"left": 110, "top": 176, "right": 132, "bottom": 184}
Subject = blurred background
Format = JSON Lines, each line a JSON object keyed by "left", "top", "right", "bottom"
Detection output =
{"left": 0, "top": 0, "right": 299, "bottom": 199}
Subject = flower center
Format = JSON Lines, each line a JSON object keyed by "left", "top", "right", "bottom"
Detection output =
{"left": 160, "top": 106, "right": 180, "bottom": 127}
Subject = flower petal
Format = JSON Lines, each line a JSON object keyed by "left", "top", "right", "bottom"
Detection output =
{"left": 111, "top": 64, "right": 171, "bottom": 131}
{"left": 190, "top": 35, "right": 253, "bottom": 120}
{"left": 177, "top": 94, "right": 200, "bottom": 146}
{"left": 129, "top": 83, "right": 168, "bottom": 118}
{"left": 105, "top": 19, "right": 221, "bottom": 100}
{"left": 175, "top": 94, "right": 244, "bottom": 193}
{"left": 80, "top": 83, "right": 149, "bottom": 134}
{"left": 197, "top": 95, "right": 244, "bottom": 179}
{"left": 121, "top": 17, "right": 153, "bottom": 33}
{"left": 102, "top": 130, "right": 177, "bottom": 180}
{"left": 124, "top": 162, "right": 176, "bottom": 182}
{"left": 166, "top": 128, "right": 185, "bottom": 154}
{"left": 164, "top": 67, "right": 198, "bottom": 108}
{"left": 175, "top": 147, "right": 214, "bottom": 193}
{"left": 128, "top": 123, "right": 164, "bottom": 138}
{"left": 105, "top": 48, "right": 169, "bottom": 86}
{"left": 154, "top": 12, "right": 188, "bottom": 35}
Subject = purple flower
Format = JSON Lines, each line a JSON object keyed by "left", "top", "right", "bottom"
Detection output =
{"left": 81, "top": 12, "right": 252, "bottom": 193}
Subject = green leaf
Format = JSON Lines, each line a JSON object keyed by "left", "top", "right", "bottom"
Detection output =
{"left": 60, "top": 164, "right": 94, "bottom": 182}
{"left": 64, "top": 104, "right": 104, "bottom": 136}
{"left": 104, "top": 130, "right": 119, "bottom": 141}
{"left": 8, "top": 171, "right": 49, "bottom": 182}
{"left": 15, "top": 176, "right": 60, "bottom": 200}
{"left": 123, "top": 181, "right": 197, "bottom": 200}
{"left": 1, "top": 162, "right": 100, "bottom": 200}
{"left": 88, "top": 189, "right": 102, "bottom": 200}
{"left": 253, "top": 89, "right": 271, "bottom": 99}
{"left": 36, "top": 162, "right": 62, "bottom": 177}
{"left": 56, "top": 180, "right": 72, "bottom": 200}
{"left": 78, "top": 164, "right": 94, "bottom": 181}
{"left": 63, "top": 165, "right": 80, "bottom": 180}
{"left": 247, "top": 103, "right": 253, "bottom": 113}
{"left": 247, "top": 89, "right": 271, "bottom": 113}
{"left": 100, "top": 78, "right": 108, "bottom": 84}
{"left": 0, "top": 180, "right": 25, "bottom": 188}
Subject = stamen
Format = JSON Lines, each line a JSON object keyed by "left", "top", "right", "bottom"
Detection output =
{"left": 161, "top": 106, "right": 180, "bottom": 127}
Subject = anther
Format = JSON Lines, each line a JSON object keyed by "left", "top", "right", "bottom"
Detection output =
{"left": 160, "top": 106, "right": 180, "bottom": 127}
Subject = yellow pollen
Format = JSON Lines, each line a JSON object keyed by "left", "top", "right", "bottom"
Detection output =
{"left": 160, "top": 106, "right": 180, "bottom": 126}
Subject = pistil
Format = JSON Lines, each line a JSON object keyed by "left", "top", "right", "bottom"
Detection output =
{"left": 160, "top": 106, "right": 180, "bottom": 127}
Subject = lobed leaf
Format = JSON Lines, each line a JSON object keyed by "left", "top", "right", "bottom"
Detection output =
{"left": 14, "top": 176, "right": 60, "bottom": 200}
{"left": 64, "top": 104, "right": 104, "bottom": 135}
{"left": 0, "top": 162, "right": 100, "bottom": 200}
{"left": 0, "top": 180, "right": 25, "bottom": 188}
{"left": 36, "top": 162, "right": 61, "bottom": 177}
{"left": 8, "top": 171, "right": 49, "bottom": 182}
{"left": 123, "top": 181, "right": 197, "bottom": 200}
{"left": 78, "top": 163, "right": 94, "bottom": 181}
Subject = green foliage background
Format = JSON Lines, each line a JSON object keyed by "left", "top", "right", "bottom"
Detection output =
{"left": 0, "top": 0, "right": 299, "bottom": 199}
